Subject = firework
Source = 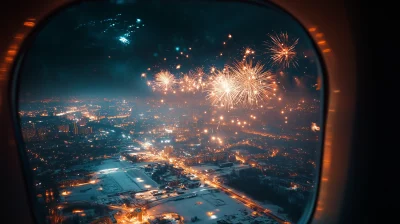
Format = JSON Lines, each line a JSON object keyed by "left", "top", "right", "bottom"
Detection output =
{"left": 311, "top": 122, "right": 320, "bottom": 132}
{"left": 231, "top": 60, "right": 276, "bottom": 107}
{"left": 195, "top": 67, "right": 205, "bottom": 76}
{"left": 118, "top": 36, "right": 130, "bottom": 45}
{"left": 244, "top": 48, "right": 255, "bottom": 56}
{"left": 75, "top": 14, "right": 144, "bottom": 45}
{"left": 206, "top": 68, "right": 239, "bottom": 108}
{"left": 194, "top": 68, "right": 206, "bottom": 90}
{"left": 265, "top": 32, "right": 299, "bottom": 68}
{"left": 294, "top": 76, "right": 301, "bottom": 86}
{"left": 210, "top": 67, "right": 216, "bottom": 73}
{"left": 179, "top": 72, "right": 196, "bottom": 93}
{"left": 155, "top": 70, "right": 176, "bottom": 91}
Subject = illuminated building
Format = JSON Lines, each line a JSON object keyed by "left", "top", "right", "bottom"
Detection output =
{"left": 78, "top": 118, "right": 88, "bottom": 126}
{"left": 78, "top": 126, "right": 93, "bottom": 135}
{"left": 58, "top": 124, "right": 69, "bottom": 133}
{"left": 184, "top": 152, "right": 227, "bottom": 165}
{"left": 73, "top": 122, "right": 79, "bottom": 135}
{"left": 40, "top": 111, "right": 49, "bottom": 116}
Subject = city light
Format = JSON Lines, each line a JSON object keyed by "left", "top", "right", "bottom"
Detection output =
{"left": 18, "top": 4, "right": 322, "bottom": 224}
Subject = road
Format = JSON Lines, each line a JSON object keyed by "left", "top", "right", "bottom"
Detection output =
{"left": 162, "top": 157, "right": 291, "bottom": 224}
{"left": 210, "top": 182, "right": 289, "bottom": 224}
{"left": 117, "top": 150, "right": 291, "bottom": 223}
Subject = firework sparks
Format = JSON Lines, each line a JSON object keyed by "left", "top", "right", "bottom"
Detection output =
{"left": 206, "top": 68, "right": 239, "bottom": 108}
{"left": 270, "top": 149, "right": 279, "bottom": 157}
{"left": 155, "top": 70, "right": 176, "bottom": 91}
{"left": 231, "top": 60, "right": 276, "bottom": 107}
{"left": 265, "top": 32, "right": 299, "bottom": 68}
{"left": 210, "top": 67, "right": 216, "bottom": 73}
{"left": 294, "top": 77, "right": 301, "bottom": 86}
{"left": 244, "top": 48, "right": 255, "bottom": 55}
{"left": 179, "top": 73, "right": 196, "bottom": 93}
{"left": 75, "top": 14, "right": 144, "bottom": 46}
{"left": 311, "top": 122, "right": 320, "bottom": 132}
{"left": 118, "top": 36, "right": 130, "bottom": 45}
{"left": 195, "top": 67, "right": 205, "bottom": 76}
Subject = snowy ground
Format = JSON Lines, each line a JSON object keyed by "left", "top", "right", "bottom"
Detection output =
{"left": 126, "top": 169, "right": 158, "bottom": 190}
{"left": 147, "top": 188, "right": 278, "bottom": 224}
{"left": 262, "top": 203, "right": 290, "bottom": 221}
{"left": 62, "top": 160, "right": 285, "bottom": 223}
{"left": 61, "top": 159, "right": 158, "bottom": 202}
{"left": 189, "top": 163, "right": 251, "bottom": 178}
{"left": 61, "top": 185, "right": 103, "bottom": 202}
{"left": 96, "top": 159, "right": 158, "bottom": 192}
{"left": 187, "top": 163, "right": 288, "bottom": 222}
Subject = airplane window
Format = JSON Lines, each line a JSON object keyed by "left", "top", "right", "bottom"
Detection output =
{"left": 17, "top": 1, "right": 324, "bottom": 223}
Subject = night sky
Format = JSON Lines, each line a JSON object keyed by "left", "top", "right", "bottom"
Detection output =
{"left": 19, "top": 0, "right": 322, "bottom": 99}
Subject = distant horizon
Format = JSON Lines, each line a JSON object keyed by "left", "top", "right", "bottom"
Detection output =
{"left": 18, "top": 91, "right": 321, "bottom": 107}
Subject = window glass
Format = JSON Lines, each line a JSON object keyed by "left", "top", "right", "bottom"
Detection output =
{"left": 18, "top": 1, "right": 323, "bottom": 223}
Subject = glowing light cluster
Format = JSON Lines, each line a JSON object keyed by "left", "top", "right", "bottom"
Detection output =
{"left": 147, "top": 60, "right": 276, "bottom": 108}
{"left": 311, "top": 122, "right": 320, "bottom": 132}
{"left": 119, "top": 36, "right": 130, "bottom": 45}
{"left": 155, "top": 70, "right": 176, "bottom": 91}
{"left": 143, "top": 31, "right": 301, "bottom": 109}
{"left": 265, "top": 32, "right": 299, "bottom": 68}
{"left": 231, "top": 60, "right": 276, "bottom": 107}
{"left": 178, "top": 68, "right": 205, "bottom": 93}
{"left": 206, "top": 68, "right": 238, "bottom": 108}
{"left": 75, "top": 13, "right": 145, "bottom": 46}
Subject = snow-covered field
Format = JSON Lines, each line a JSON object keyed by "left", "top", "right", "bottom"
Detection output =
{"left": 62, "top": 186, "right": 102, "bottom": 202}
{"left": 127, "top": 169, "right": 158, "bottom": 190}
{"left": 147, "top": 189, "right": 278, "bottom": 224}
{"left": 62, "top": 159, "right": 283, "bottom": 223}
{"left": 62, "top": 159, "right": 158, "bottom": 202}
{"left": 189, "top": 163, "right": 251, "bottom": 178}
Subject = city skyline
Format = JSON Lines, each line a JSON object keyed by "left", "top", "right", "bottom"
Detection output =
{"left": 19, "top": 95, "right": 321, "bottom": 223}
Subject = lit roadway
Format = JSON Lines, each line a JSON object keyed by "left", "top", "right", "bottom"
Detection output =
{"left": 157, "top": 154, "right": 290, "bottom": 224}
{"left": 208, "top": 181, "right": 290, "bottom": 224}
